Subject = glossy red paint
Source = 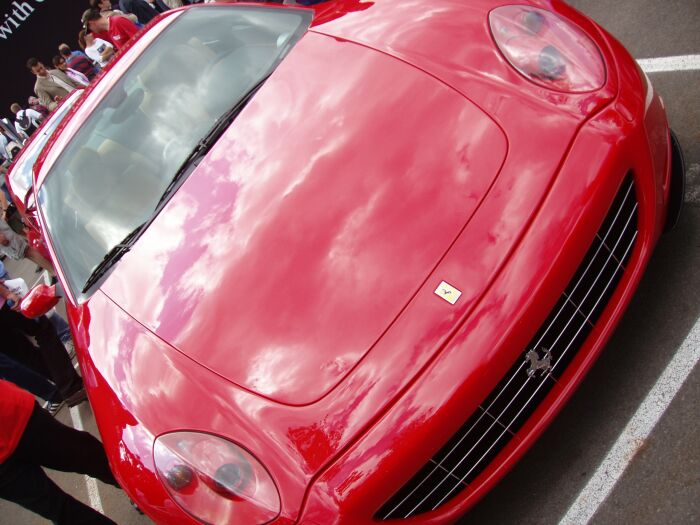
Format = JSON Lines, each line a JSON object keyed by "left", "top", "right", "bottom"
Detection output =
{"left": 101, "top": 30, "right": 508, "bottom": 405}
{"left": 31, "top": 1, "right": 674, "bottom": 524}
{"left": 19, "top": 283, "right": 59, "bottom": 318}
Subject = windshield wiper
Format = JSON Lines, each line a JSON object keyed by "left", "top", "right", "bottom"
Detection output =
{"left": 154, "top": 75, "right": 271, "bottom": 211}
{"left": 81, "top": 222, "right": 146, "bottom": 293}
{"left": 81, "top": 77, "right": 270, "bottom": 295}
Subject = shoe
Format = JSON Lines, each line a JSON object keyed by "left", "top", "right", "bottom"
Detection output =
{"left": 43, "top": 399, "right": 65, "bottom": 416}
{"left": 63, "top": 340, "right": 76, "bottom": 360}
{"left": 64, "top": 388, "right": 88, "bottom": 407}
{"left": 129, "top": 499, "right": 145, "bottom": 515}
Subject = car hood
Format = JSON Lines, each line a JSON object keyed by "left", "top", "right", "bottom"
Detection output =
{"left": 100, "top": 31, "right": 507, "bottom": 405}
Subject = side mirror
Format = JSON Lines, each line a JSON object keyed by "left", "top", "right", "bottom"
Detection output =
{"left": 20, "top": 283, "right": 60, "bottom": 318}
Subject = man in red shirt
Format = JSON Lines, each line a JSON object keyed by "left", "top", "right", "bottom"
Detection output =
{"left": 0, "top": 379, "right": 119, "bottom": 524}
{"left": 82, "top": 8, "right": 140, "bottom": 50}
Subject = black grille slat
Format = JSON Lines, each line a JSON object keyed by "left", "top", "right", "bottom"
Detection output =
{"left": 435, "top": 409, "right": 511, "bottom": 485}
{"left": 429, "top": 414, "right": 513, "bottom": 511}
{"left": 377, "top": 175, "right": 638, "bottom": 520}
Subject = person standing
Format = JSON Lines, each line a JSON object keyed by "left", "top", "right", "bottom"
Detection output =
{"left": 0, "top": 259, "right": 73, "bottom": 347}
{"left": 0, "top": 282, "right": 86, "bottom": 407}
{"left": 9, "top": 103, "right": 43, "bottom": 142}
{"left": 89, "top": 0, "right": 140, "bottom": 25}
{"left": 82, "top": 9, "right": 140, "bottom": 50}
{"left": 26, "top": 58, "right": 81, "bottom": 111}
{"left": 0, "top": 218, "right": 54, "bottom": 274}
{"left": 58, "top": 43, "right": 99, "bottom": 80}
{"left": 0, "top": 132, "right": 12, "bottom": 163}
{"left": 0, "top": 353, "right": 65, "bottom": 415}
{"left": 26, "top": 96, "right": 50, "bottom": 120}
{"left": 52, "top": 56, "right": 90, "bottom": 87}
{"left": 0, "top": 379, "right": 119, "bottom": 524}
{"left": 119, "top": 0, "right": 169, "bottom": 25}
{"left": 79, "top": 30, "right": 115, "bottom": 68}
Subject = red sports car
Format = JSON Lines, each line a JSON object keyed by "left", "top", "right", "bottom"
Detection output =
{"left": 24, "top": 1, "right": 684, "bottom": 523}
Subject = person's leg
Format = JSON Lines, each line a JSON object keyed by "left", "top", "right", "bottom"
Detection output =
{"left": 13, "top": 402, "right": 118, "bottom": 487}
{"left": 0, "top": 326, "right": 52, "bottom": 378}
{"left": 47, "top": 310, "right": 72, "bottom": 345}
{"left": 24, "top": 245, "right": 55, "bottom": 274}
{"left": 0, "top": 454, "right": 117, "bottom": 525}
{"left": 1, "top": 308, "right": 83, "bottom": 399}
{"left": 0, "top": 352, "right": 62, "bottom": 402}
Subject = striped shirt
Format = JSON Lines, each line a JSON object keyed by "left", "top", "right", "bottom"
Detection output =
{"left": 67, "top": 51, "right": 99, "bottom": 79}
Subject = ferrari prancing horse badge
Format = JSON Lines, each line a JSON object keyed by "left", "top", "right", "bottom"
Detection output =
{"left": 434, "top": 281, "right": 462, "bottom": 305}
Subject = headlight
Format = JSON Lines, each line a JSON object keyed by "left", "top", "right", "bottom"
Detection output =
{"left": 489, "top": 5, "right": 606, "bottom": 93}
{"left": 154, "top": 432, "right": 280, "bottom": 524}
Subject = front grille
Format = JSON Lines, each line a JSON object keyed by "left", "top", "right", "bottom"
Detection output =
{"left": 376, "top": 175, "right": 638, "bottom": 520}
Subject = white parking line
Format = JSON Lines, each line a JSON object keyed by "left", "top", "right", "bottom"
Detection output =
{"left": 69, "top": 406, "right": 105, "bottom": 514}
{"left": 37, "top": 271, "right": 104, "bottom": 514}
{"left": 637, "top": 54, "right": 700, "bottom": 73}
{"left": 559, "top": 315, "right": 700, "bottom": 525}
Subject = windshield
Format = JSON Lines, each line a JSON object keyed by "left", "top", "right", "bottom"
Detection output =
{"left": 38, "top": 6, "right": 310, "bottom": 297}
{"left": 9, "top": 93, "right": 80, "bottom": 204}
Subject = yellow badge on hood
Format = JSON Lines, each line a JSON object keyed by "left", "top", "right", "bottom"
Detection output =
{"left": 434, "top": 281, "right": 462, "bottom": 305}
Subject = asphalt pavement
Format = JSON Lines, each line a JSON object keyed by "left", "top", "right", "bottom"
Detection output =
{"left": 1, "top": 1, "right": 698, "bottom": 524}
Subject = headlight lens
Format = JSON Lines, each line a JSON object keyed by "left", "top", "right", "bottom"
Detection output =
{"left": 489, "top": 5, "right": 606, "bottom": 93}
{"left": 154, "top": 432, "right": 280, "bottom": 524}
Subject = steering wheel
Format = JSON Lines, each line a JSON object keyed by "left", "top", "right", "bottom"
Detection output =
{"left": 162, "top": 136, "right": 184, "bottom": 165}
{"left": 108, "top": 88, "right": 145, "bottom": 125}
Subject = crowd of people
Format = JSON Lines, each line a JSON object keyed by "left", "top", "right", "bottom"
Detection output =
{"left": 0, "top": 0, "right": 170, "bottom": 339}
{"left": 0, "top": 0, "right": 322, "bottom": 160}
{"left": 0, "top": 0, "right": 210, "bottom": 161}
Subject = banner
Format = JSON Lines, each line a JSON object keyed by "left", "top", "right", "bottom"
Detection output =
{"left": 1, "top": 1, "right": 85, "bottom": 118}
